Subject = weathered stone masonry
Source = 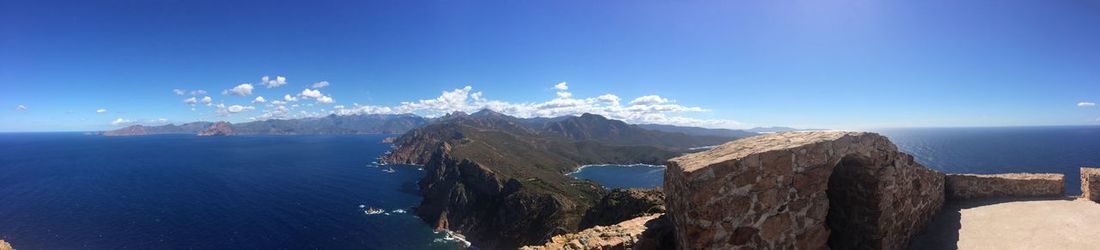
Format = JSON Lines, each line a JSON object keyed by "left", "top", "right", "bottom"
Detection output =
{"left": 665, "top": 132, "right": 945, "bottom": 250}
{"left": 945, "top": 173, "right": 1064, "bottom": 200}
{"left": 1083, "top": 167, "right": 1100, "bottom": 202}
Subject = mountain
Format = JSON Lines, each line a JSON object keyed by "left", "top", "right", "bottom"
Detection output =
{"left": 102, "top": 114, "right": 428, "bottom": 136}
{"left": 637, "top": 123, "right": 758, "bottom": 139}
{"left": 544, "top": 114, "right": 742, "bottom": 151}
{"left": 382, "top": 111, "right": 743, "bottom": 249}
{"left": 102, "top": 122, "right": 213, "bottom": 136}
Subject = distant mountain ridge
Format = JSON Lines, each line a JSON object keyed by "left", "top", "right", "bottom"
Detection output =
{"left": 636, "top": 123, "right": 758, "bottom": 139}
{"left": 102, "top": 114, "right": 429, "bottom": 136}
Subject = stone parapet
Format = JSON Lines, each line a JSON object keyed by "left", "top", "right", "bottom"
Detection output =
{"left": 945, "top": 173, "right": 1064, "bottom": 200}
{"left": 665, "top": 132, "right": 944, "bottom": 250}
{"left": 1082, "top": 167, "right": 1100, "bottom": 202}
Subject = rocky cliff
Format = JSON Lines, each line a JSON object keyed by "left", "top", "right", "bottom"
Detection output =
{"left": 520, "top": 214, "right": 672, "bottom": 250}
{"left": 579, "top": 188, "right": 666, "bottom": 229}
{"left": 665, "top": 132, "right": 945, "bottom": 249}
{"left": 383, "top": 111, "right": 737, "bottom": 249}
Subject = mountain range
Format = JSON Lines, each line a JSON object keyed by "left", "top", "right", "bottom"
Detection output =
{"left": 101, "top": 114, "right": 429, "bottom": 136}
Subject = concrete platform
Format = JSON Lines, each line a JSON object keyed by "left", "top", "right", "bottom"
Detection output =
{"left": 910, "top": 198, "right": 1100, "bottom": 250}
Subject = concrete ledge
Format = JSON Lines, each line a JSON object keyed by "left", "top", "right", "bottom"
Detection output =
{"left": 945, "top": 173, "right": 1064, "bottom": 200}
{"left": 1082, "top": 167, "right": 1100, "bottom": 202}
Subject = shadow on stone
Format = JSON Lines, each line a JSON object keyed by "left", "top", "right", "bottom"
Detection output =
{"left": 826, "top": 155, "right": 883, "bottom": 249}
{"left": 907, "top": 196, "right": 1073, "bottom": 250}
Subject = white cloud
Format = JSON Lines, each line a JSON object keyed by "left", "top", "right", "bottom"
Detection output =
{"left": 184, "top": 97, "right": 198, "bottom": 105}
{"left": 16, "top": 105, "right": 27, "bottom": 111}
{"left": 227, "top": 105, "right": 255, "bottom": 113}
{"left": 299, "top": 88, "right": 324, "bottom": 99}
{"left": 262, "top": 76, "right": 287, "bottom": 88}
{"left": 201, "top": 96, "right": 213, "bottom": 105}
{"left": 173, "top": 89, "right": 186, "bottom": 95}
{"left": 111, "top": 118, "right": 132, "bottom": 126}
{"left": 554, "top": 82, "right": 568, "bottom": 91}
{"left": 630, "top": 95, "right": 670, "bottom": 105}
{"left": 96, "top": 108, "right": 108, "bottom": 113}
{"left": 1079, "top": 102, "right": 1096, "bottom": 107}
{"left": 310, "top": 81, "right": 330, "bottom": 88}
{"left": 316, "top": 95, "right": 335, "bottom": 104}
{"left": 314, "top": 83, "right": 742, "bottom": 128}
{"left": 224, "top": 83, "right": 254, "bottom": 96}
{"left": 253, "top": 96, "right": 266, "bottom": 103}
{"left": 190, "top": 90, "right": 207, "bottom": 95}
{"left": 284, "top": 94, "right": 298, "bottom": 102}
{"left": 597, "top": 94, "right": 621, "bottom": 105}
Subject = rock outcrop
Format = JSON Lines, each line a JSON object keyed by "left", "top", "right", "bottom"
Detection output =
{"left": 197, "top": 121, "right": 233, "bottom": 136}
{"left": 411, "top": 148, "right": 603, "bottom": 249}
{"left": 945, "top": 173, "right": 1064, "bottom": 200}
{"left": 0, "top": 240, "right": 10, "bottom": 250}
{"left": 1083, "top": 167, "right": 1100, "bottom": 202}
{"left": 580, "top": 188, "right": 666, "bottom": 229}
{"left": 521, "top": 214, "right": 671, "bottom": 250}
{"left": 665, "top": 132, "right": 945, "bottom": 250}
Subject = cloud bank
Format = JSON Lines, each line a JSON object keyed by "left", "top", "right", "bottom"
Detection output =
{"left": 317, "top": 84, "right": 741, "bottom": 128}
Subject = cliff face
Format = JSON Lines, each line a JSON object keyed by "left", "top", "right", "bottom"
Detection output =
{"left": 520, "top": 214, "right": 672, "bottom": 250}
{"left": 580, "top": 188, "right": 666, "bottom": 229}
{"left": 382, "top": 111, "right": 730, "bottom": 249}
{"left": 418, "top": 150, "right": 599, "bottom": 249}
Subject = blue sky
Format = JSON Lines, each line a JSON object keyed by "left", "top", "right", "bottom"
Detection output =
{"left": 2, "top": 0, "right": 1099, "bottom": 132}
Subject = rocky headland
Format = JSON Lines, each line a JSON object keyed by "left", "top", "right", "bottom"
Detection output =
{"left": 382, "top": 110, "right": 747, "bottom": 249}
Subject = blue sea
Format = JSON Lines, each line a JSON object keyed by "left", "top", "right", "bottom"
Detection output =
{"left": 0, "top": 133, "right": 462, "bottom": 249}
{"left": 570, "top": 126, "right": 1100, "bottom": 196}
{"left": 3, "top": 126, "right": 1099, "bottom": 248}
{"left": 567, "top": 164, "right": 665, "bottom": 189}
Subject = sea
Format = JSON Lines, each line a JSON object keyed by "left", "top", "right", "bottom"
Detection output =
{"left": 2, "top": 126, "right": 1099, "bottom": 248}
{"left": 0, "top": 133, "right": 463, "bottom": 249}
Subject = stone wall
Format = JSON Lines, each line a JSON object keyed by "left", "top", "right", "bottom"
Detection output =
{"left": 1083, "top": 167, "right": 1100, "bottom": 202}
{"left": 944, "top": 173, "right": 1064, "bottom": 200}
{"left": 665, "top": 132, "right": 944, "bottom": 250}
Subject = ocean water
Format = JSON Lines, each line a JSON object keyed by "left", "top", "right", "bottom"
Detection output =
{"left": 567, "top": 164, "right": 665, "bottom": 189}
{"left": 570, "top": 126, "right": 1100, "bottom": 196}
{"left": 878, "top": 126, "right": 1100, "bottom": 196}
{"left": 0, "top": 133, "right": 462, "bottom": 249}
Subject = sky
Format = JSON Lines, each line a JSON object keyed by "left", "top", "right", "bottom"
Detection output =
{"left": 2, "top": 0, "right": 1099, "bottom": 132}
